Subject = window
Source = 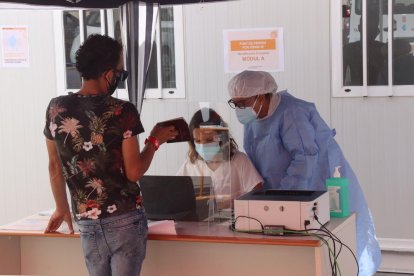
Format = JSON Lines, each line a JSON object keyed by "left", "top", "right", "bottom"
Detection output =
{"left": 54, "top": 6, "right": 185, "bottom": 99}
{"left": 331, "top": 0, "right": 414, "bottom": 97}
{"left": 144, "top": 6, "right": 185, "bottom": 99}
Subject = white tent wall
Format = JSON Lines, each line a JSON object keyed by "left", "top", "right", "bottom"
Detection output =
{"left": 0, "top": 9, "right": 57, "bottom": 225}
{"left": 0, "top": 0, "right": 413, "bottom": 272}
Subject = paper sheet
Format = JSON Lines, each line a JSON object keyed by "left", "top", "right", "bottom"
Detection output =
{"left": 1, "top": 211, "right": 177, "bottom": 235}
{"left": 148, "top": 220, "right": 177, "bottom": 235}
{"left": 0, "top": 214, "right": 68, "bottom": 232}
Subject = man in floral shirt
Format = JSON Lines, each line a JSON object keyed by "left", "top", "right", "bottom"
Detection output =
{"left": 44, "top": 34, "right": 177, "bottom": 276}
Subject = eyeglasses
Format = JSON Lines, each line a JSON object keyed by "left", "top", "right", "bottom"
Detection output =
{"left": 116, "top": 69, "right": 129, "bottom": 82}
{"left": 227, "top": 96, "right": 257, "bottom": 109}
{"left": 109, "top": 68, "right": 129, "bottom": 81}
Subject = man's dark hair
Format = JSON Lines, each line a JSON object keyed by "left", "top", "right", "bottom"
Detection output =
{"left": 75, "top": 34, "right": 123, "bottom": 80}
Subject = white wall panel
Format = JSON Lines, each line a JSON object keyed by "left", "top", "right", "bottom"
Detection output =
{"left": 331, "top": 97, "right": 414, "bottom": 239}
{"left": 0, "top": 10, "right": 57, "bottom": 225}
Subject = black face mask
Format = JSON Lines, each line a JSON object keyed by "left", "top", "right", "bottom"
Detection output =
{"left": 107, "top": 70, "right": 129, "bottom": 96}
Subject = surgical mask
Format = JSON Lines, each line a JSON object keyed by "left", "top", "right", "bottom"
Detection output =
{"left": 107, "top": 75, "right": 120, "bottom": 96}
{"left": 235, "top": 96, "right": 264, "bottom": 125}
{"left": 235, "top": 107, "right": 256, "bottom": 125}
{"left": 195, "top": 142, "right": 221, "bottom": 162}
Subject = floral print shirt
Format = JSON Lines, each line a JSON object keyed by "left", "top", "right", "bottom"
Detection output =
{"left": 44, "top": 93, "right": 144, "bottom": 220}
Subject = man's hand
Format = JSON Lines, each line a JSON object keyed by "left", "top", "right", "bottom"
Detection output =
{"left": 45, "top": 209, "right": 74, "bottom": 234}
{"left": 151, "top": 124, "right": 178, "bottom": 145}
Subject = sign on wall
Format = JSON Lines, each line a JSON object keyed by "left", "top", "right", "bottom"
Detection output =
{"left": 1, "top": 26, "right": 30, "bottom": 67}
{"left": 223, "top": 27, "right": 284, "bottom": 73}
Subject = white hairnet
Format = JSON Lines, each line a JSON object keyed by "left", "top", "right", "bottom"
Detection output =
{"left": 228, "top": 70, "right": 278, "bottom": 98}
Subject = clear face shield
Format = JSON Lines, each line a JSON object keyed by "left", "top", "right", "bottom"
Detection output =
{"left": 139, "top": 101, "right": 241, "bottom": 227}
{"left": 193, "top": 125, "right": 233, "bottom": 222}
{"left": 190, "top": 104, "right": 240, "bottom": 223}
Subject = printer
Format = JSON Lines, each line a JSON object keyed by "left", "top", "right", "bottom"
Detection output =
{"left": 234, "top": 189, "right": 330, "bottom": 232}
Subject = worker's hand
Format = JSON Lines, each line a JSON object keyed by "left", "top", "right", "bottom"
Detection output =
{"left": 150, "top": 124, "right": 178, "bottom": 145}
{"left": 45, "top": 209, "right": 74, "bottom": 234}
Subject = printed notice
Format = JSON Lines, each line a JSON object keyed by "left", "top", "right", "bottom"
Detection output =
{"left": 1, "top": 26, "right": 30, "bottom": 67}
{"left": 223, "top": 27, "right": 284, "bottom": 73}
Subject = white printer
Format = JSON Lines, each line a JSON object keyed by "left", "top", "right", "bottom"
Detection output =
{"left": 234, "top": 189, "right": 330, "bottom": 232}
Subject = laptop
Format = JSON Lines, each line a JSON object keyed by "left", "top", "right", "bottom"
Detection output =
{"left": 139, "top": 175, "right": 213, "bottom": 221}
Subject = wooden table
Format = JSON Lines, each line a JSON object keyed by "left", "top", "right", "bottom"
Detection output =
{"left": 0, "top": 214, "right": 357, "bottom": 276}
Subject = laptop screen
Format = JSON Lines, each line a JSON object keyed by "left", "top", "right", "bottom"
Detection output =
{"left": 139, "top": 175, "right": 212, "bottom": 221}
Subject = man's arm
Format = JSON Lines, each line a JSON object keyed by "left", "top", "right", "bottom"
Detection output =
{"left": 122, "top": 136, "right": 155, "bottom": 182}
{"left": 122, "top": 125, "right": 178, "bottom": 182}
{"left": 279, "top": 106, "right": 319, "bottom": 190}
{"left": 44, "top": 138, "right": 74, "bottom": 234}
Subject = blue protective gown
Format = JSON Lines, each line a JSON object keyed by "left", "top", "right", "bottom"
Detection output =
{"left": 243, "top": 91, "right": 381, "bottom": 275}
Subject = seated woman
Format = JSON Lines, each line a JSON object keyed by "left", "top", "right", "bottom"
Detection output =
{"left": 177, "top": 108, "right": 263, "bottom": 210}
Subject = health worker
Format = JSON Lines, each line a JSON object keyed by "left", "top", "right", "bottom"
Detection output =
{"left": 227, "top": 70, "right": 381, "bottom": 276}
{"left": 177, "top": 108, "right": 263, "bottom": 210}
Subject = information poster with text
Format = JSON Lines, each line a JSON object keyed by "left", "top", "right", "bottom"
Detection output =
{"left": 223, "top": 27, "right": 284, "bottom": 73}
{"left": 1, "top": 26, "right": 30, "bottom": 67}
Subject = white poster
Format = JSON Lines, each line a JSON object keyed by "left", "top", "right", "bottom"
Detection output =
{"left": 223, "top": 27, "right": 284, "bottom": 73}
{"left": 1, "top": 26, "right": 30, "bottom": 67}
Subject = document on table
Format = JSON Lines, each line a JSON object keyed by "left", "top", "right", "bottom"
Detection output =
{"left": 1, "top": 210, "right": 176, "bottom": 235}
{"left": 148, "top": 220, "right": 177, "bottom": 235}
{"left": 0, "top": 214, "right": 67, "bottom": 232}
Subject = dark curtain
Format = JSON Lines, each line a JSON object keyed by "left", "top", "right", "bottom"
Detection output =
{"left": 120, "top": 1, "right": 158, "bottom": 112}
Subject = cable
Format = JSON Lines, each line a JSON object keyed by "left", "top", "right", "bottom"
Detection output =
{"left": 305, "top": 223, "right": 337, "bottom": 275}
{"left": 232, "top": 215, "right": 358, "bottom": 276}
{"left": 233, "top": 215, "right": 341, "bottom": 274}
{"left": 232, "top": 215, "right": 264, "bottom": 232}
{"left": 310, "top": 208, "right": 338, "bottom": 275}
{"left": 313, "top": 209, "right": 343, "bottom": 275}
{"left": 311, "top": 209, "right": 359, "bottom": 276}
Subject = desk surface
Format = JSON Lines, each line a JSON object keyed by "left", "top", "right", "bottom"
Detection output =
{"left": 0, "top": 213, "right": 355, "bottom": 248}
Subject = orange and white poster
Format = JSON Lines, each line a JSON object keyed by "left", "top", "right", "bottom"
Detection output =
{"left": 223, "top": 27, "right": 284, "bottom": 73}
{"left": 1, "top": 26, "right": 30, "bottom": 67}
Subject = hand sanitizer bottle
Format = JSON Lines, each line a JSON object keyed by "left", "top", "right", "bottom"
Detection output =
{"left": 326, "top": 166, "right": 350, "bottom": 217}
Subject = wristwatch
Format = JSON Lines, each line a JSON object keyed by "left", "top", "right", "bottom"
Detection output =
{"left": 145, "top": 136, "right": 160, "bottom": 151}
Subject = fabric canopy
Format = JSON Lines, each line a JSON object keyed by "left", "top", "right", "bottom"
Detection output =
{"left": 0, "top": 0, "right": 229, "bottom": 8}
{"left": 121, "top": 1, "right": 157, "bottom": 111}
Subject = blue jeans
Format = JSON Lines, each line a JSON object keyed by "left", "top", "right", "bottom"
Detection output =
{"left": 77, "top": 209, "right": 148, "bottom": 276}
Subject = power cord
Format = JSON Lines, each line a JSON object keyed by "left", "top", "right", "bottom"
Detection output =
{"left": 311, "top": 208, "right": 359, "bottom": 276}
{"left": 231, "top": 214, "right": 359, "bottom": 276}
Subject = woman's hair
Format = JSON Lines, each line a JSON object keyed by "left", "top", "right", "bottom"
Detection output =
{"left": 188, "top": 108, "right": 238, "bottom": 163}
{"left": 75, "top": 34, "right": 123, "bottom": 80}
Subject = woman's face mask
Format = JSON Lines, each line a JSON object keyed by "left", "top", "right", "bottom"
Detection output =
{"left": 195, "top": 142, "right": 222, "bottom": 162}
